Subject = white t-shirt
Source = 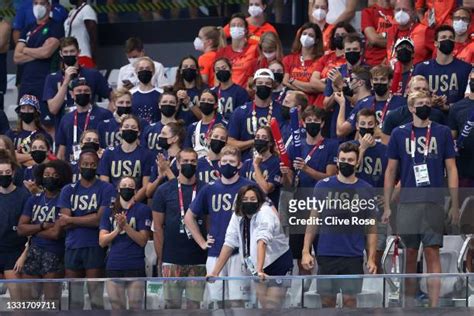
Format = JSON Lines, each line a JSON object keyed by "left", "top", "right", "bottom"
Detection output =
{"left": 326, "top": 0, "right": 361, "bottom": 32}
{"left": 117, "top": 60, "right": 167, "bottom": 92}
{"left": 64, "top": 4, "right": 98, "bottom": 58}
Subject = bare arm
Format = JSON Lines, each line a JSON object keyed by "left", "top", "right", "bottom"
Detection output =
{"left": 253, "top": 162, "right": 275, "bottom": 194}
{"left": 0, "top": 21, "right": 11, "bottom": 53}
{"left": 134, "top": 176, "right": 149, "bottom": 202}
{"left": 184, "top": 209, "right": 207, "bottom": 250}
{"left": 446, "top": 158, "right": 459, "bottom": 214}
{"left": 84, "top": 20, "right": 97, "bottom": 61}
{"left": 14, "top": 42, "right": 35, "bottom": 64}
{"left": 228, "top": 137, "right": 254, "bottom": 151}
{"left": 309, "top": 72, "right": 327, "bottom": 94}
{"left": 56, "top": 145, "right": 66, "bottom": 161}
{"left": 302, "top": 163, "right": 337, "bottom": 181}
{"left": 383, "top": 159, "right": 399, "bottom": 222}
{"left": 152, "top": 212, "right": 165, "bottom": 264}
{"left": 99, "top": 228, "right": 121, "bottom": 247}
{"left": 123, "top": 224, "right": 150, "bottom": 248}
{"left": 364, "top": 27, "right": 387, "bottom": 48}
{"left": 291, "top": 79, "right": 320, "bottom": 94}
{"left": 210, "top": 245, "right": 234, "bottom": 276}
{"left": 333, "top": 0, "right": 357, "bottom": 24}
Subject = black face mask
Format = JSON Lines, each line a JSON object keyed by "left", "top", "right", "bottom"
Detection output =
{"left": 158, "top": 136, "right": 171, "bottom": 150}
{"left": 160, "top": 105, "right": 176, "bottom": 118}
{"left": 121, "top": 129, "right": 139, "bottom": 144}
{"left": 31, "top": 150, "right": 47, "bottom": 164}
{"left": 75, "top": 93, "right": 91, "bottom": 107}
{"left": 181, "top": 163, "right": 197, "bottom": 179}
{"left": 359, "top": 127, "right": 374, "bottom": 137}
{"left": 199, "top": 102, "right": 215, "bottom": 116}
{"left": 43, "top": 177, "right": 60, "bottom": 192}
{"left": 256, "top": 85, "right": 272, "bottom": 100}
{"left": 273, "top": 73, "right": 284, "bottom": 84}
{"left": 333, "top": 36, "right": 344, "bottom": 50}
{"left": 281, "top": 106, "right": 291, "bottom": 121}
{"left": 116, "top": 106, "right": 132, "bottom": 117}
{"left": 210, "top": 139, "right": 226, "bottom": 154}
{"left": 182, "top": 68, "right": 197, "bottom": 82}
{"left": 82, "top": 142, "right": 100, "bottom": 152}
{"left": 343, "top": 85, "right": 354, "bottom": 97}
{"left": 306, "top": 122, "right": 321, "bottom": 137}
{"left": 345, "top": 51, "right": 361, "bottom": 66}
{"left": 216, "top": 70, "right": 231, "bottom": 83}
{"left": 338, "top": 162, "right": 355, "bottom": 177}
{"left": 62, "top": 55, "right": 77, "bottom": 67}
{"left": 137, "top": 70, "right": 153, "bottom": 84}
{"left": 242, "top": 201, "right": 260, "bottom": 216}
{"left": 119, "top": 188, "right": 135, "bottom": 202}
{"left": 219, "top": 163, "right": 239, "bottom": 179}
{"left": 373, "top": 83, "right": 389, "bottom": 97}
{"left": 20, "top": 112, "right": 35, "bottom": 124}
{"left": 396, "top": 47, "right": 413, "bottom": 63}
{"left": 80, "top": 168, "right": 96, "bottom": 181}
{"left": 439, "top": 39, "right": 455, "bottom": 55}
{"left": 0, "top": 175, "right": 12, "bottom": 188}
{"left": 470, "top": 79, "right": 474, "bottom": 93}
{"left": 415, "top": 105, "right": 431, "bottom": 120}
{"left": 254, "top": 139, "right": 269, "bottom": 153}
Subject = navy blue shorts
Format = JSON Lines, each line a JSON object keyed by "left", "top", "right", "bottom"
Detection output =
{"left": 264, "top": 249, "right": 294, "bottom": 276}
{"left": 0, "top": 248, "right": 24, "bottom": 274}
{"left": 65, "top": 247, "right": 106, "bottom": 271}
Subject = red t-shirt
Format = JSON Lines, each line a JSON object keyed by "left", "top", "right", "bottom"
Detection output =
{"left": 416, "top": 0, "right": 456, "bottom": 26}
{"left": 457, "top": 41, "right": 474, "bottom": 64}
{"left": 199, "top": 51, "right": 217, "bottom": 87}
{"left": 313, "top": 51, "right": 346, "bottom": 107}
{"left": 432, "top": 39, "right": 474, "bottom": 62}
{"left": 361, "top": 5, "right": 394, "bottom": 66}
{"left": 386, "top": 23, "right": 434, "bottom": 66}
{"left": 216, "top": 44, "right": 258, "bottom": 88}
{"left": 283, "top": 52, "right": 320, "bottom": 106}
{"left": 223, "top": 19, "right": 277, "bottom": 45}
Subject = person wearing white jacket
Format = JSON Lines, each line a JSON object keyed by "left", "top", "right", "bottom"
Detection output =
{"left": 207, "top": 185, "right": 293, "bottom": 309}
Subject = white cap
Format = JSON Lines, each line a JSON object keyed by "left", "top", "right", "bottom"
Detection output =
{"left": 394, "top": 37, "right": 414, "bottom": 49}
{"left": 253, "top": 68, "right": 274, "bottom": 81}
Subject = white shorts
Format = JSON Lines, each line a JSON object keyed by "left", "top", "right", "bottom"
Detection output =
{"left": 206, "top": 255, "right": 251, "bottom": 302}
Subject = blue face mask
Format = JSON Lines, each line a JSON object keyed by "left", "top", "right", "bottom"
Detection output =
{"left": 219, "top": 163, "right": 239, "bottom": 179}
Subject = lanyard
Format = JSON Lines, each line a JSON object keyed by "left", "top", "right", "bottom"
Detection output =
{"left": 67, "top": 3, "right": 87, "bottom": 36}
{"left": 27, "top": 22, "right": 47, "bottom": 42}
{"left": 73, "top": 109, "right": 92, "bottom": 144}
{"left": 296, "top": 138, "right": 324, "bottom": 184}
{"left": 410, "top": 124, "right": 431, "bottom": 162}
{"left": 372, "top": 95, "right": 392, "bottom": 125}
{"left": 275, "top": 87, "right": 286, "bottom": 104}
{"left": 242, "top": 217, "right": 251, "bottom": 258}
{"left": 205, "top": 115, "right": 217, "bottom": 139}
{"left": 177, "top": 182, "right": 197, "bottom": 218}
{"left": 251, "top": 102, "right": 273, "bottom": 135}
{"left": 217, "top": 86, "right": 223, "bottom": 114}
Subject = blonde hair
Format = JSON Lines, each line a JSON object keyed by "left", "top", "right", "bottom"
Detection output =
{"left": 134, "top": 56, "right": 155, "bottom": 73}
{"left": 112, "top": 88, "right": 132, "bottom": 101}
{"left": 408, "top": 75, "right": 428, "bottom": 91}
{"left": 220, "top": 145, "right": 241, "bottom": 163}
{"left": 407, "top": 90, "right": 431, "bottom": 108}
{"left": 258, "top": 32, "right": 284, "bottom": 61}
{"left": 200, "top": 26, "right": 226, "bottom": 50}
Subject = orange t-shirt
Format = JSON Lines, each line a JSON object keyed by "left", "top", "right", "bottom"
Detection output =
{"left": 386, "top": 23, "right": 434, "bottom": 66}
{"left": 313, "top": 51, "right": 346, "bottom": 107}
{"left": 283, "top": 52, "right": 320, "bottom": 106}
{"left": 415, "top": 0, "right": 456, "bottom": 27}
{"left": 432, "top": 39, "right": 474, "bottom": 62}
{"left": 361, "top": 5, "right": 394, "bottom": 66}
{"left": 199, "top": 51, "right": 217, "bottom": 87}
{"left": 223, "top": 19, "right": 277, "bottom": 45}
{"left": 216, "top": 44, "right": 258, "bottom": 88}
{"left": 457, "top": 41, "right": 474, "bottom": 64}
{"left": 322, "top": 24, "right": 334, "bottom": 52}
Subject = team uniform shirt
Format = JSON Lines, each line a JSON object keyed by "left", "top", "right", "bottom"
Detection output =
{"left": 416, "top": 0, "right": 456, "bottom": 27}
{"left": 0, "top": 187, "right": 29, "bottom": 253}
{"left": 313, "top": 51, "right": 346, "bottom": 107}
{"left": 5, "top": 129, "right": 53, "bottom": 154}
{"left": 0, "top": 111, "right": 9, "bottom": 134}
{"left": 283, "top": 53, "right": 320, "bottom": 106}
{"left": 64, "top": 3, "right": 97, "bottom": 59}
{"left": 456, "top": 41, "right": 474, "bottom": 64}
{"left": 211, "top": 84, "right": 250, "bottom": 121}
{"left": 223, "top": 20, "right": 277, "bottom": 45}
{"left": 152, "top": 178, "right": 207, "bottom": 265}
{"left": 55, "top": 106, "right": 113, "bottom": 162}
{"left": 353, "top": 140, "right": 388, "bottom": 187}
{"left": 314, "top": 176, "right": 376, "bottom": 257}
{"left": 228, "top": 101, "right": 283, "bottom": 160}
{"left": 42, "top": 67, "right": 111, "bottom": 127}
{"left": 197, "top": 156, "right": 220, "bottom": 184}
{"left": 272, "top": 88, "right": 288, "bottom": 106}
{"left": 382, "top": 105, "right": 446, "bottom": 136}
{"left": 287, "top": 138, "right": 339, "bottom": 188}
{"left": 361, "top": 5, "right": 394, "bottom": 66}
{"left": 387, "top": 122, "right": 456, "bottom": 203}
{"left": 70, "top": 161, "right": 81, "bottom": 183}
{"left": 22, "top": 193, "right": 64, "bottom": 255}
{"left": 386, "top": 23, "right": 434, "bottom": 65}
{"left": 184, "top": 115, "right": 227, "bottom": 154}
{"left": 216, "top": 44, "right": 258, "bottom": 88}
{"left": 58, "top": 179, "right": 116, "bottom": 249}
{"left": 97, "top": 116, "right": 149, "bottom": 149}
{"left": 97, "top": 145, "right": 154, "bottom": 189}
{"left": 22, "top": 165, "right": 37, "bottom": 182}
{"left": 117, "top": 60, "right": 167, "bottom": 91}
{"left": 240, "top": 155, "right": 282, "bottom": 206}
{"left": 18, "top": 20, "right": 64, "bottom": 100}
{"left": 100, "top": 202, "right": 152, "bottom": 270}
{"left": 176, "top": 86, "right": 204, "bottom": 126}
{"left": 149, "top": 158, "right": 178, "bottom": 183}
{"left": 141, "top": 121, "right": 165, "bottom": 158}
{"left": 413, "top": 58, "right": 472, "bottom": 106}
{"left": 347, "top": 95, "right": 405, "bottom": 129}
{"left": 130, "top": 86, "right": 161, "bottom": 124}
{"left": 448, "top": 98, "right": 474, "bottom": 179}
{"left": 189, "top": 177, "right": 255, "bottom": 257}
{"left": 199, "top": 51, "right": 217, "bottom": 87}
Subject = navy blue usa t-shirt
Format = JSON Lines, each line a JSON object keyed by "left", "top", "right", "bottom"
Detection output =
{"left": 382, "top": 105, "right": 446, "bottom": 136}
{"left": 211, "top": 84, "right": 250, "bottom": 120}
{"left": 387, "top": 122, "right": 456, "bottom": 203}
{"left": 97, "top": 117, "right": 149, "bottom": 149}
{"left": 152, "top": 178, "right": 207, "bottom": 265}
{"left": 176, "top": 86, "right": 203, "bottom": 126}
{"left": 347, "top": 95, "right": 405, "bottom": 129}
{"left": 5, "top": 129, "right": 53, "bottom": 154}
{"left": 142, "top": 121, "right": 164, "bottom": 157}
{"left": 314, "top": 176, "right": 376, "bottom": 257}
{"left": 413, "top": 58, "right": 472, "bottom": 106}
{"left": 189, "top": 177, "right": 255, "bottom": 257}
{"left": 58, "top": 179, "right": 116, "bottom": 249}
{"left": 100, "top": 202, "right": 152, "bottom": 270}
{"left": 0, "top": 187, "right": 29, "bottom": 252}
{"left": 353, "top": 140, "right": 388, "bottom": 188}
{"left": 184, "top": 115, "right": 227, "bottom": 150}
{"left": 98, "top": 145, "right": 154, "bottom": 189}
{"left": 131, "top": 87, "right": 161, "bottom": 124}
{"left": 197, "top": 157, "right": 219, "bottom": 184}
{"left": 22, "top": 193, "right": 64, "bottom": 256}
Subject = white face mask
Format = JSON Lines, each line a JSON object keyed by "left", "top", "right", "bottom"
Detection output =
{"left": 193, "top": 37, "right": 204, "bottom": 51}
{"left": 453, "top": 20, "right": 469, "bottom": 35}
{"left": 248, "top": 5, "right": 264, "bottom": 17}
{"left": 312, "top": 8, "right": 327, "bottom": 22}
{"left": 33, "top": 4, "right": 47, "bottom": 20}
{"left": 300, "top": 34, "right": 315, "bottom": 48}
{"left": 230, "top": 27, "right": 246, "bottom": 40}
{"left": 263, "top": 51, "right": 277, "bottom": 60}
{"left": 394, "top": 10, "right": 410, "bottom": 26}
{"left": 128, "top": 57, "right": 137, "bottom": 65}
